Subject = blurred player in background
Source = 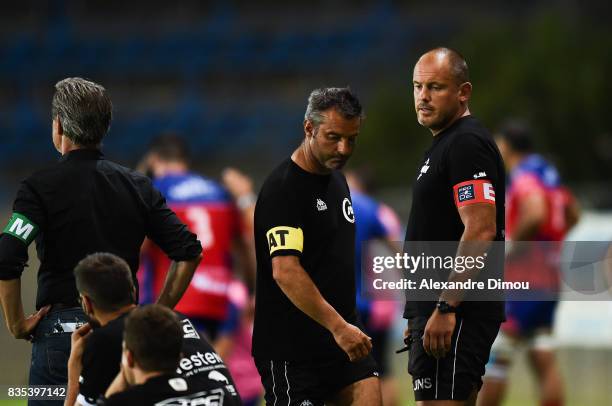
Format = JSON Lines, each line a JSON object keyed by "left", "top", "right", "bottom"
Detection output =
{"left": 479, "top": 120, "right": 580, "bottom": 406}
{"left": 214, "top": 168, "right": 262, "bottom": 406}
{"left": 138, "top": 135, "right": 255, "bottom": 340}
{"left": 345, "top": 168, "right": 402, "bottom": 406}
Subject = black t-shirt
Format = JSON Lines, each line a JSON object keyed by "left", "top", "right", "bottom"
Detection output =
{"left": 79, "top": 310, "right": 237, "bottom": 406}
{"left": 0, "top": 149, "right": 201, "bottom": 309}
{"left": 98, "top": 374, "right": 241, "bottom": 406}
{"left": 403, "top": 116, "right": 506, "bottom": 320}
{"left": 252, "top": 158, "right": 359, "bottom": 361}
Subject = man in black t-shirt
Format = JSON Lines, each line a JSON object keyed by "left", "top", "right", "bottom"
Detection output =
{"left": 252, "top": 88, "right": 381, "bottom": 405}
{"left": 99, "top": 304, "right": 241, "bottom": 406}
{"left": 0, "top": 78, "right": 201, "bottom": 406}
{"left": 403, "top": 48, "right": 506, "bottom": 405}
{"left": 64, "top": 253, "right": 239, "bottom": 406}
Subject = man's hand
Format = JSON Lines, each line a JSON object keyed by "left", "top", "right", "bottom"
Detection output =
{"left": 65, "top": 323, "right": 92, "bottom": 406}
{"left": 11, "top": 305, "right": 51, "bottom": 340}
{"left": 69, "top": 323, "right": 93, "bottom": 366}
{"left": 105, "top": 364, "right": 129, "bottom": 398}
{"left": 403, "top": 322, "right": 411, "bottom": 342}
{"left": 332, "top": 322, "right": 372, "bottom": 362}
{"left": 423, "top": 310, "right": 456, "bottom": 359}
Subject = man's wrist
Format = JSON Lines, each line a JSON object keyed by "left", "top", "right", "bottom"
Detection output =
{"left": 436, "top": 300, "right": 458, "bottom": 314}
{"left": 67, "top": 356, "right": 81, "bottom": 376}
{"left": 328, "top": 317, "right": 347, "bottom": 335}
{"left": 438, "top": 292, "right": 461, "bottom": 308}
{"left": 9, "top": 318, "right": 25, "bottom": 337}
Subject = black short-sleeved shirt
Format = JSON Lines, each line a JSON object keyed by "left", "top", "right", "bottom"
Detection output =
{"left": 98, "top": 374, "right": 242, "bottom": 406}
{"left": 252, "top": 158, "right": 359, "bottom": 361}
{"left": 79, "top": 310, "right": 237, "bottom": 406}
{"left": 403, "top": 116, "right": 506, "bottom": 320}
{"left": 0, "top": 149, "right": 201, "bottom": 309}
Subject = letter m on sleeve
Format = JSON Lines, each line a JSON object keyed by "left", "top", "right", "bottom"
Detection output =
{"left": 3, "top": 213, "right": 39, "bottom": 245}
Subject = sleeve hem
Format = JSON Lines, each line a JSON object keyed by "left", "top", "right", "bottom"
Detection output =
{"left": 270, "top": 249, "right": 302, "bottom": 258}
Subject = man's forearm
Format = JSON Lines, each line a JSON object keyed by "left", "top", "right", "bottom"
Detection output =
{"left": 274, "top": 265, "right": 345, "bottom": 334}
{"left": 64, "top": 358, "right": 80, "bottom": 406}
{"left": 156, "top": 255, "right": 201, "bottom": 308}
{"left": 440, "top": 227, "right": 495, "bottom": 306}
{"left": 0, "top": 279, "right": 25, "bottom": 335}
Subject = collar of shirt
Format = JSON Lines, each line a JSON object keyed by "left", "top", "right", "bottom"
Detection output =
{"left": 59, "top": 148, "right": 104, "bottom": 163}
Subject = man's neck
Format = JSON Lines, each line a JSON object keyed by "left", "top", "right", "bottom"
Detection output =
{"left": 60, "top": 140, "right": 96, "bottom": 155}
{"left": 431, "top": 106, "right": 471, "bottom": 137}
{"left": 61, "top": 145, "right": 82, "bottom": 155}
{"left": 97, "top": 304, "right": 137, "bottom": 327}
{"left": 58, "top": 133, "right": 101, "bottom": 155}
{"left": 291, "top": 142, "right": 329, "bottom": 175}
{"left": 133, "top": 369, "right": 166, "bottom": 386}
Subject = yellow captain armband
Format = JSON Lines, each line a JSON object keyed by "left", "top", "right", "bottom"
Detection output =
{"left": 266, "top": 226, "right": 303, "bottom": 254}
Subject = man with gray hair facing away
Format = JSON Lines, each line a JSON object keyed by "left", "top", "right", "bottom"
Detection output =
{"left": 0, "top": 77, "right": 202, "bottom": 405}
{"left": 252, "top": 87, "right": 381, "bottom": 405}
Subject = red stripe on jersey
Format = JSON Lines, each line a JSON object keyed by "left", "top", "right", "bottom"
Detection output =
{"left": 453, "top": 179, "right": 496, "bottom": 208}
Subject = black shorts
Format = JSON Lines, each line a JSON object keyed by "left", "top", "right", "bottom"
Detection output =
{"left": 255, "top": 355, "right": 378, "bottom": 406}
{"left": 407, "top": 316, "right": 500, "bottom": 401}
{"left": 368, "top": 329, "right": 390, "bottom": 377}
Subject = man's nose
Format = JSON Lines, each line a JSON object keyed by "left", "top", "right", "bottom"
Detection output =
{"left": 337, "top": 139, "right": 353, "bottom": 156}
{"left": 418, "top": 86, "right": 430, "bottom": 101}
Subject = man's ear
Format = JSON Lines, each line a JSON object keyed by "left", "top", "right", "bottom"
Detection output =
{"left": 126, "top": 349, "right": 135, "bottom": 368}
{"left": 304, "top": 119, "right": 314, "bottom": 139}
{"left": 128, "top": 350, "right": 135, "bottom": 368}
{"left": 53, "top": 116, "right": 64, "bottom": 136}
{"left": 458, "top": 82, "right": 472, "bottom": 104}
{"left": 82, "top": 295, "right": 93, "bottom": 315}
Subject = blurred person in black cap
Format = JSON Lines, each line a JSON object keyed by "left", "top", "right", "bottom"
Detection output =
{"left": 0, "top": 77, "right": 202, "bottom": 406}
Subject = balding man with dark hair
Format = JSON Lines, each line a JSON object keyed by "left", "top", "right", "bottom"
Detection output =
{"left": 401, "top": 48, "right": 506, "bottom": 406}
{"left": 432, "top": 47, "right": 470, "bottom": 85}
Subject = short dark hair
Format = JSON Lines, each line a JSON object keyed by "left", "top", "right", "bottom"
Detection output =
{"left": 74, "top": 253, "right": 135, "bottom": 312}
{"left": 146, "top": 133, "right": 190, "bottom": 163}
{"left": 423, "top": 47, "right": 470, "bottom": 85}
{"left": 304, "top": 87, "right": 364, "bottom": 128}
{"left": 124, "top": 304, "right": 182, "bottom": 373}
{"left": 51, "top": 78, "right": 112, "bottom": 147}
{"left": 496, "top": 118, "right": 534, "bottom": 153}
